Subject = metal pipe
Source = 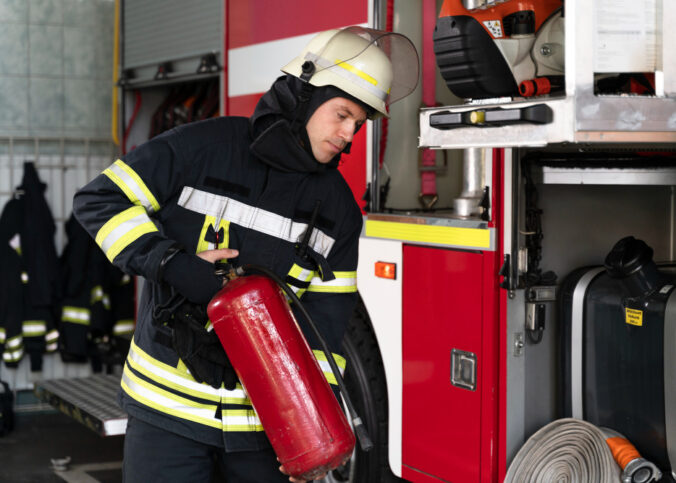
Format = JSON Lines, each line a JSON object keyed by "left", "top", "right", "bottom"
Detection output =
{"left": 463, "top": 0, "right": 486, "bottom": 9}
{"left": 671, "top": 186, "right": 675, "bottom": 261}
{"left": 453, "top": 148, "right": 486, "bottom": 218}
{"left": 369, "top": 0, "right": 382, "bottom": 213}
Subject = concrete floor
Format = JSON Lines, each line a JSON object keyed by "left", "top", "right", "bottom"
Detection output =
{"left": 0, "top": 410, "right": 124, "bottom": 483}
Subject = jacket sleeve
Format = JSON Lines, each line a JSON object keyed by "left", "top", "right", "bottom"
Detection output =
{"left": 291, "top": 206, "right": 362, "bottom": 387}
{"left": 72, "top": 128, "right": 221, "bottom": 303}
{"left": 0, "top": 246, "right": 25, "bottom": 368}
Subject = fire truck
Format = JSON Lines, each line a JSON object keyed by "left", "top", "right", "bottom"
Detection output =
{"left": 114, "top": 0, "right": 675, "bottom": 481}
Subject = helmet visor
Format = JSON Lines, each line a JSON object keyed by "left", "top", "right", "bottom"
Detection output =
{"left": 310, "top": 26, "right": 420, "bottom": 108}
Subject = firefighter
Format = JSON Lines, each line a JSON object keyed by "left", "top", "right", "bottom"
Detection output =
{"left": 73, "top": 26, "right": 418, "bottom": 482}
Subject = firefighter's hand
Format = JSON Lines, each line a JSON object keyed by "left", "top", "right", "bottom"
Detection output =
{"left": 197, "top": 248, "right": 238, "bottom": 264}
{"left": 278, "top": 464, "right": 327, "bottom": 483}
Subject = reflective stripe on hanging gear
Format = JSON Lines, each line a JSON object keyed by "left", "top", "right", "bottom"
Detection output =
{"left": 3, "top": 351, "right": 23, "bottom": 363}
{"left": 45, "top": 329, "right": 59, "bottom": 352}
{"left": 113, "top": 320, "right": 135, "bottom": 335}
{"left": 22, "top": 321, "right": 46, "bottom": 337}
{"left": 61, "top": 306, "right": 91, "bottom": 325}
{"left": 419, "top": 0, "right": 438, "bottom": 208}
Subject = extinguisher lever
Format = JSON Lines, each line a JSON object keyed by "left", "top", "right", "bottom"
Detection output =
{"left": 238, "top": 263, "right": 374, "bottom": 452}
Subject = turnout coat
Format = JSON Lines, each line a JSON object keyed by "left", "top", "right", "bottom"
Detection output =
{"left": 73, "top": 115, "right": 362, "bottom": 451}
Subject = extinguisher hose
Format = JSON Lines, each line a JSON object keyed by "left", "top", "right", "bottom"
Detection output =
{"left": 237, "top": 264, "right": 374, "bottom": 452}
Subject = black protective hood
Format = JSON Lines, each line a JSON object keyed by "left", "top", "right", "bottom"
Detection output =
{"left": 250, "top": 75, "right": 364, "bottom": 173}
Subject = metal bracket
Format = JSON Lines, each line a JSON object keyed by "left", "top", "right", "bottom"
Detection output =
{"left": 513, "top": 332, "right": 524, "bottom": 357}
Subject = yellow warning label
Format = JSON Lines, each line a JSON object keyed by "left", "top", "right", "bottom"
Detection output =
{"left": 625, "top": 308, "right": 643, "bottom": 326}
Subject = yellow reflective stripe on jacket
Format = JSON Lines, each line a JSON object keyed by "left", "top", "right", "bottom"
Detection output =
{"left": 90, "top": 285, "right": 111, "bottom": 309}
{"left": 196, "top": 215, "right": 230, "bottom": 253}
{"left": 313, "top": 350, "right": 346, "bottom": 385}
{"left": 21, "top": 271, "right": 28, "bottom": 283}
{"left": 286, "top": 263, "right": 315, "bottom": 298}
{"left": 3, "top": 335, "right": 23, "bottom": 362}
{"left": 122, "top": 367, "right": 263, "bottom": 432}
{"left": 0, "top": 328, "right": 5, "bottom": 344}
{"left": 91, "top": 285, "right": 104, "bottom": 303}
{"left": 22, "top": 320, "right": 47, "bottom": 336}
{"left": 126, "top": 339, "right": 250, "bottom": 405}
{"left": 95, "top": 206, "right": 158, "bottom": 262}
{"left": 307, "top": 271, "right": 357, "bottom": 293}
{"left": 113, "top": 320, "right": 135, "bottom": 335}
{"left": 103, "top": 159, "right": 160, "bottom": 213}
{"left": 122, "top": 369, "right": 224, "bottom": 430}
{"left": 62, "top": 306, "right": 91, "bottom": 325}
{"left": 3, "top": 346, "right": 23, "bottom": 363}
{"left": 6, "top": 334, "right": 21, "bottom": 349}
{"left": 45, "top": 329, "right": 59, "bottom": 352}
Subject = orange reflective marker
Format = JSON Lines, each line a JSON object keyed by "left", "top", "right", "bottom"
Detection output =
{"left": 375, "top": 261, "right": 397, "bottom": 280}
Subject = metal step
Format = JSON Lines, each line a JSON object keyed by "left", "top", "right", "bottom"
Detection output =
{"left": 34, "top": 374, "right": 127, "bottom": 437}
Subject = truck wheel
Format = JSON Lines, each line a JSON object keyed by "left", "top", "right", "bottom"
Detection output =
{"left": 321, "top": 300, "right": 403, "bottom": 483}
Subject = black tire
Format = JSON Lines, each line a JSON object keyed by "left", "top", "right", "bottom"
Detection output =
{"left": 321, "top": 299, "right": 405, "bottom": 483}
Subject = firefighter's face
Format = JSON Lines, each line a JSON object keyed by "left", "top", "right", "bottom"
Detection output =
{"left": 306, "top": 97, "right": 367, "bottom": 163}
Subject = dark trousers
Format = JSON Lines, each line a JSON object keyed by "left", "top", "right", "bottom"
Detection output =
{"left": 122, "top": 416, "right": 290, "bottom": 483}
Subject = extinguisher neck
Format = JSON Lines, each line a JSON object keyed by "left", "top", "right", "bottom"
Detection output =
{"left": 215, "top": 261, "right": 240, "bottom": 281}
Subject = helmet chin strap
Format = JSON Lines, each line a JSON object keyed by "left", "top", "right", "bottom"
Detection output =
{"left": 290, "top": 61, "right": 317, "bottom": 136}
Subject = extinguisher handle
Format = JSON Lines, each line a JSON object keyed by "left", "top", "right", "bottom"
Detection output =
{"left": 237, "top": 264, "right": 374, "bottom": 452}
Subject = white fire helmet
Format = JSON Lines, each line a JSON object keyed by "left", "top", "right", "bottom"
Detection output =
{"left": 282, "top": 26, "right": 419, "bottom": 118}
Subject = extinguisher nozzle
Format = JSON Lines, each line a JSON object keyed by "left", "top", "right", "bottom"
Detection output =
{"left": 353, "top": 418, "right": 374, "bottom": 452}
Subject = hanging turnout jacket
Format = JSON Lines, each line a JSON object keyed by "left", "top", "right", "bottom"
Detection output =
{"left": 0, "top": 237, "right": 24, "bottom": 366}
{"left": 58, "top": 214, "right": 134, "bottom": 370}
{"left": 0, "top": 163, "right": 60, "bottom": 371}
{"left": 72, "top": 103, "right": 362, "bottom": 451}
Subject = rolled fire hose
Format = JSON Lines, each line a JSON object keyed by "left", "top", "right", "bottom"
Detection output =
{"left": 505, "top": 418, "right": 620, "bottom": 483}
{"left": 600, "top": 428, "right": 662, "bottom": 483}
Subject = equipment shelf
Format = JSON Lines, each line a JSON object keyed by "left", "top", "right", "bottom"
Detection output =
{"left": 419, "top": 0, "right": 676, "bottom": 149}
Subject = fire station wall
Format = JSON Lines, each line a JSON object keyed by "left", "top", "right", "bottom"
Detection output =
{"left": 519, "top": 183, "right": 674, "bottom": 443}
{"left": 0, "top": 0, "right": 115, "bottom": 139}
{"left": 0, "top": 0, "right": 119, "bottom": 390}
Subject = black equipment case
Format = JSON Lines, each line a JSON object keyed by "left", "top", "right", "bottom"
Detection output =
{"left": 560, "top": 236, "right": 676, "bottom": 477}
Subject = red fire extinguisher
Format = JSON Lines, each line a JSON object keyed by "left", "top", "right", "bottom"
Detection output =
{"left": 207, "top": 264, "right": 372, "bottom": 481}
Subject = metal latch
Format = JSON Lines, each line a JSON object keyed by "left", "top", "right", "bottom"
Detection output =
{"left": 450, "top": 349, "right": 477, "bottom": 391}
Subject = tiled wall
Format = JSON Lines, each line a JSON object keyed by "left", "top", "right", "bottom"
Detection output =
{"left": 0, "top": 0, "right": 117, "bottom": 390}
{"left": 0, "top": 0, "right": 115, "bottom": 138}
